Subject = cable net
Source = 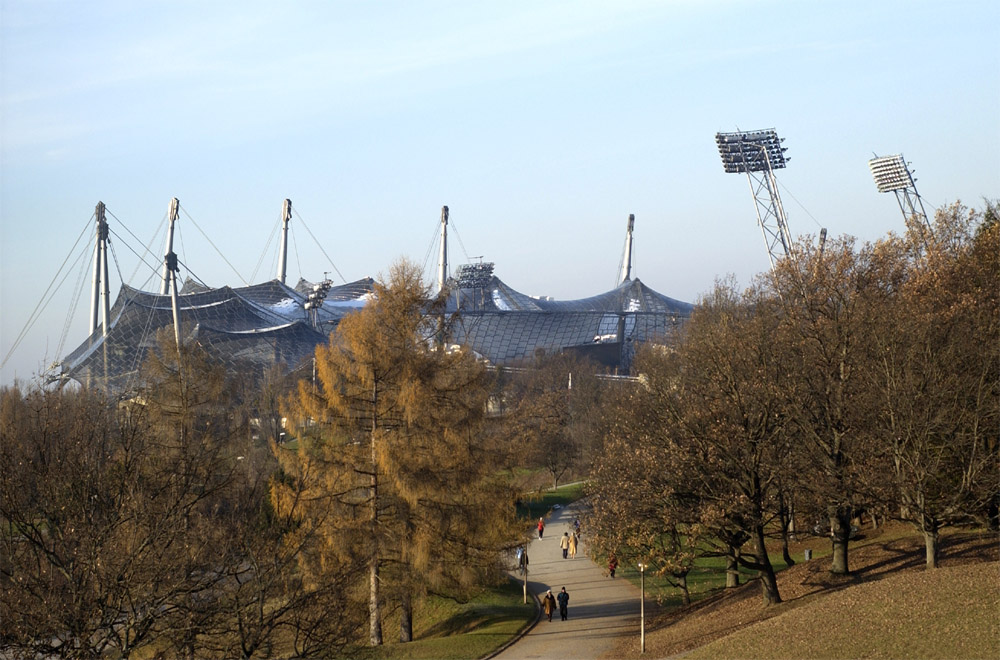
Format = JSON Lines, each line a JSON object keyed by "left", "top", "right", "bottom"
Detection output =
{"left": 60, "top": 274, "right": 691, "bottom": 392}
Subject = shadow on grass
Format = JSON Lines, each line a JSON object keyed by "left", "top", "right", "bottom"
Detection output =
{"left": 421, "top": 610, "right": 531, "bottom": 638}
{"left": 790, "top": 529, "right": 999, "bottom": 602}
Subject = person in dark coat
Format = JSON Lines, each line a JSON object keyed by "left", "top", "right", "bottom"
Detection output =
{"left": 542, "top": 589, "right": 557, "bottom": 621}
{"left": 556, "top": 586, "right": 569, "bottom": 620}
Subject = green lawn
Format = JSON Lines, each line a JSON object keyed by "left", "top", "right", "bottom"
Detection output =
{"left": 366, "top": 580, "right": 535, "bottom": 660}
{"left": 516, "top": 481, "right": 586, "bottom": 521}
{"left": 613, "top": 556, "right": 787, "bottom": 609}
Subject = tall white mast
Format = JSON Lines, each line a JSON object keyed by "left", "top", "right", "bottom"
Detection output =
{"left": 89, "top": 203, "right": 102, "bottom": 336}
{"left": 620, "top": 213, "right": 635, "bottom": 284}
{"left": 89, "top": 201, "right": 110, "bottom": 336}
{"left": 277, "top": 198, "right": 292, "bottom": 284}
{"left": 160, "top": 198, "right": 179, "bottom": 295}
{"left": 165, "top": 250, "right": 182, "bottom": 354}
{"left": 437, "top": 205, "right": 449, "bottom": 294}
{"left": 100, "top": 210, "right": 110, "bottom": 337}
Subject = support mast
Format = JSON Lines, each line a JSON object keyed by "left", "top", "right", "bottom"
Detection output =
{"left": 277, "top": 198, "right": 292, "bottom": 284}
{"left": 620, "top": 213, "right": 635, "bottom": 284}
{"left": 160, "top": 198, "right": 180, "bottom": 295}
{"left": 437, "top": 206, "right": 449, "bottom": 294}
{"left": 165, "top": 250, "right": 182, "bottom": 354}
{"left": 89, "top": 202, "right": 110, "bottom": 337}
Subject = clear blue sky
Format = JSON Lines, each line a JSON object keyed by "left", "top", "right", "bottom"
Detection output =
{"left": 2, "top": 0, "right": 998, "bottom": 384}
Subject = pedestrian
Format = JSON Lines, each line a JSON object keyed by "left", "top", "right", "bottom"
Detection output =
{"left": 559, "top": 532, "right": 570, "bottom": 559}
{"left": 543, "top": 589, "right": 557, "bottom": 621}
{"left": 568, "top": 531, "right": 578, "bottom": 559}
{"left": 556, "top": 587, "right": 569, "bottom": 620}
{"left": 518, "top": 546, "right": 529, "bottom": 575}
{"left": 608, "top": 554, "right": 618, "bottom": 579}
{"left": 574, "top": 517, "right": 581, "bottom": 535}
{"left": 537, "top": 517, "right": 545, "bottom": 539}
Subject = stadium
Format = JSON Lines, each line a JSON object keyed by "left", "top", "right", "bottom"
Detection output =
{"left": 57, "top": 203, "right": 692, "bottom": 393}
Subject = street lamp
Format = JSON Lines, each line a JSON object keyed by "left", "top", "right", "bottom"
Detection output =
{"left": 638, "top": 562, "right": 646, "bottom": 654}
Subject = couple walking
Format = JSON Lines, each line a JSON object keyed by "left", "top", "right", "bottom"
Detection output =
{"left": 559, "top": 531, "right": 578, "bottom": 559}
{"left": 542, "top": 587, "right": 570, "bottom": 621}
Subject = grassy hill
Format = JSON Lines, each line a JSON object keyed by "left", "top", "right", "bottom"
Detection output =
{"left": 685, "top": 561, "right": 998, "bottom": 659}
{"left": 608, "top": 523, "right": 998, "bottom": 659}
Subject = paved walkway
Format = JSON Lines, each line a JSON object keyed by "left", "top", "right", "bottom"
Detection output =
{"left": 494, "top": 502, "right": 641, "bottom": 660}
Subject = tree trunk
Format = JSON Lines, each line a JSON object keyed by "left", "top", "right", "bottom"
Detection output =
{"left": 777, "top": 489, "right": 794, "bottom": 565}
{"left": 369, "top": 389, "right": 383, "bottom": 646}
{"left": 752, "top": 524, "right": 781, "bottom": 605}
{"left": 369, "top": 558, "right": 382, "bottom": 646}
{"left": 677, "top": 573, "right": 691, "bottom": 606}
{"left": 726, "top": 546, "right": 740, "bottom": 588}
{"left": 829, "top": 506, "right": 852, "bottom": 575}
{"left": 922, "top": 516, "right": 939, "bottom": 569}
{"left": 400, "top": 590, "right": 413, "bottom": 642}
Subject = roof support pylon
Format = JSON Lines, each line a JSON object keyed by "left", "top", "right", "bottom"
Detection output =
{"left": 89, "top": 202, "right": 110, "bottom": 337}
{"left": 620, "top": 213, "right": 635, "bottom": 284}
{"left": 438, "top": 206, "right": 449, "bottom": 294}
{"left": 165, "top": 250, "right": 182, "bottom": 355}
{"left": 277, "top": 198, "right": 292, "bottom": 284}
{"left": 160, "top": 198, "right": 179, "bottom": 295}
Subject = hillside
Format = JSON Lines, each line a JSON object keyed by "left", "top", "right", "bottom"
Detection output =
{"left": 606, "top": 524, "right": 999, "bottom": 659}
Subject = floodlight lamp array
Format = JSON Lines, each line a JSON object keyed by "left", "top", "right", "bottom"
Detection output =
{"left": 304, "top": 279, "right": 333, "bottom": 310}
{"left": 455, "top": 262, "right": 495, "bottom": 289}
{"left": 716, "top": 129, "right": 788, "bottom": 174}
{"left": 869, "top": 154, "right": 913, "bottom": 193}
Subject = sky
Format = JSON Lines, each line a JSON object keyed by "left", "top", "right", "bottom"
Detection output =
{"left": 2, "top": 0, "right": 998, "bottom": 384}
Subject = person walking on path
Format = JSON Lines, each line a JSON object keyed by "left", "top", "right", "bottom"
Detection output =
{"left": 517, "top": 546, "right": 529, "bottom": 574}
{"left": 557, "top": 587, "right": 570, "bottom": 620}
{"left": 537, "top": 517, "right": 545, "bottom": 539}
{"left": 568, "top": 531, "right": 578, "bottom": 559}
{"left": 608, "top": 554, "right": 618, "bottom": 578}
{"left": 559, "top": 532, "right": 570, "bottom": 559}
{"left": 542, "top": 589, "right": 557, "bottom": 622}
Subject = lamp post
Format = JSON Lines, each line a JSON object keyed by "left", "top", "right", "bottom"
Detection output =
{"left": 638, "top": 562, "right": 645, "bottom": 654}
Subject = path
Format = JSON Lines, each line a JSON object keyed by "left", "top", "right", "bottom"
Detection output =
{"left": 493, "top": 502, "right": 641, "bottom": 659}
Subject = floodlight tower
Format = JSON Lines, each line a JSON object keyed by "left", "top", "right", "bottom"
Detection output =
{"left": 868, "top": 154, "right": 930, "bottom": 231}
{"left": 716, "top": 129, "right": 793, "bottom": 270}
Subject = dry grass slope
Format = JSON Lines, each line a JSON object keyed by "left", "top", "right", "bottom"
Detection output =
{"left": 606, "top": 524, "right": 998, "bottom": 660}
{"left": 685, "top": 562, "right": 999, "bottom": 660}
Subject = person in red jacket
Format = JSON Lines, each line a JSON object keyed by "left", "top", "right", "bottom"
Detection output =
{"left": 537, "top": 517, "right": 545, "bottom": 539}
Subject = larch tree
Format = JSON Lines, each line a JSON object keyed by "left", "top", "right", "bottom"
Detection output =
{"left": 276, "top": 260, "right": 522, "bottom": 647}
